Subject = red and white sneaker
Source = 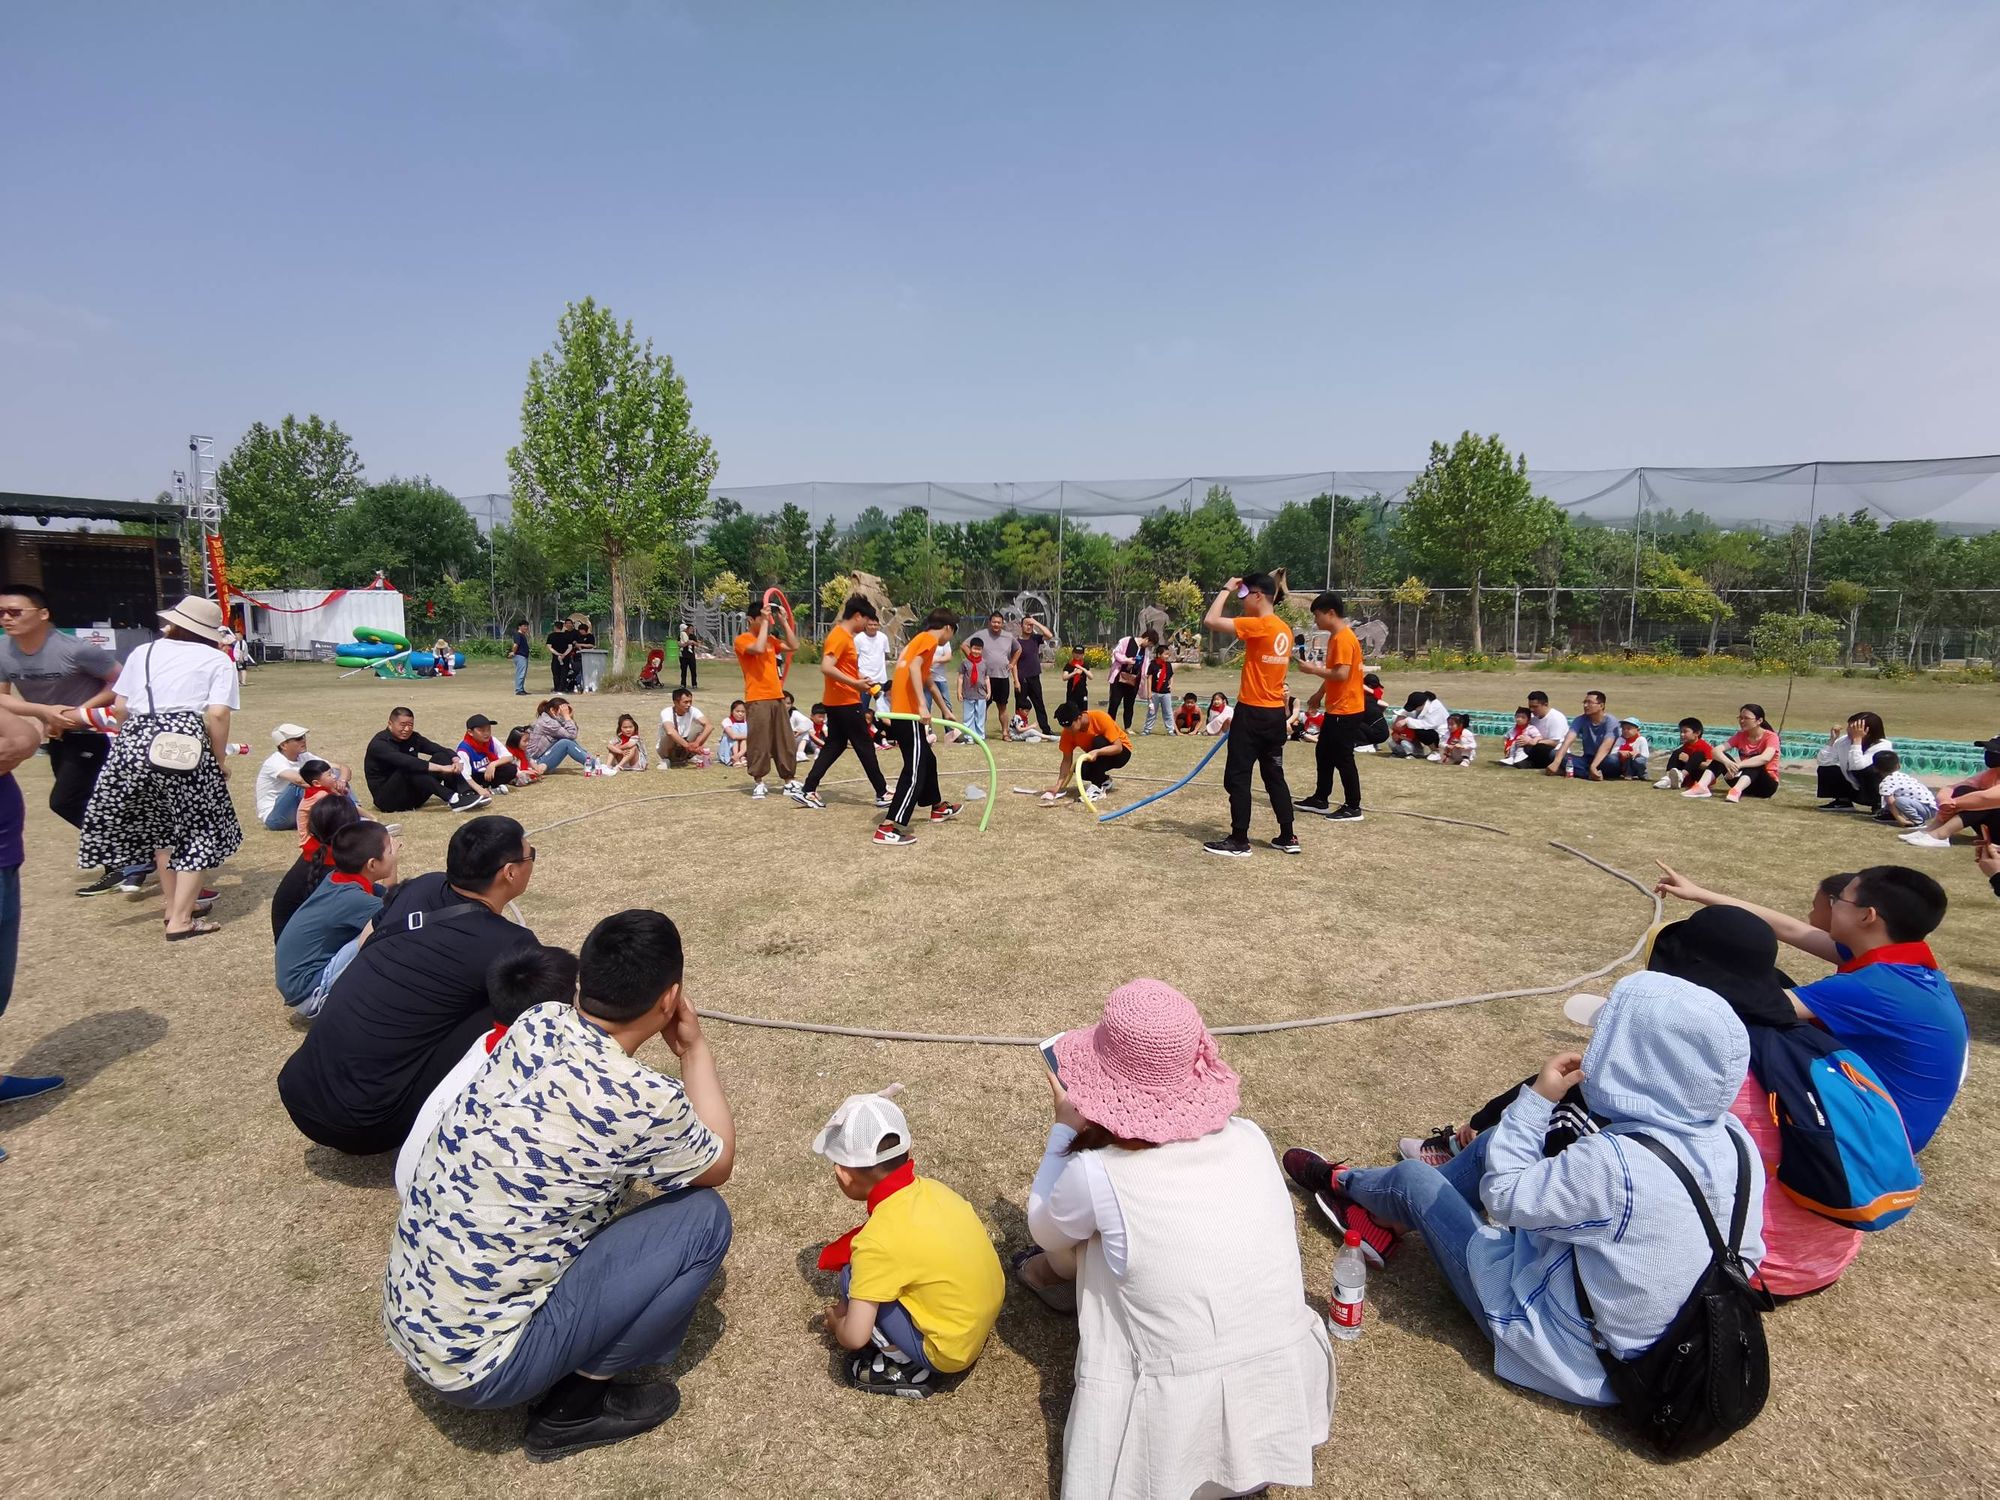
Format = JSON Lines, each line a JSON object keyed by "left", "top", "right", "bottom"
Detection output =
{"left": 1313, "top": 1192, "right": 1398, "bottom": 1268}
{"left": 930, "top": 802, "right": 962, "bottom": 822}
{"left": 1398, "top": 1126, "right": 1460, "bottom": 1167}
{"left": 872, "top": 824, "right": 916, "bottom": 846}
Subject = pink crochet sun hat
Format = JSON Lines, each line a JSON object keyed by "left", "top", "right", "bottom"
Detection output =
{"left": 1052, "top": 979, "right": 1240, "bottom": 1145}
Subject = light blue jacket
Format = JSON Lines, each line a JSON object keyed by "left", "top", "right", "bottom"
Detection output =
{"left": 1468, "top": 972, "right": 1767, "bottom": 1405}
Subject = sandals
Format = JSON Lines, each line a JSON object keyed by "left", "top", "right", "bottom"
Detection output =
{"left": 846, "top": 1351, "right": 935, "bottom": 1400}
{"left": 1011, "top": 1246, "right": 1078, "bottom": 1314}
{"left": 165, "top": 919, "right": 222, "bottom": 942}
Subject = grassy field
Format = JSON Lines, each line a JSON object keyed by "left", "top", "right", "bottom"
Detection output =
{"left": 1, "top": 658, "right": 1994, "bottom": 1498}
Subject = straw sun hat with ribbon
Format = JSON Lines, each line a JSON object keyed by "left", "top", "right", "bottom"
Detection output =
{"left": 1052, "top": 979, "right": 1240, "bottom": 1144}
{"left": 157, "top": 594, "right": 229, "bottom": 644}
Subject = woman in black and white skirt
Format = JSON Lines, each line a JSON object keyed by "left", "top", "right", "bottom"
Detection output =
{"left": 79, "top": 596, "right": 243, "bottom": 940}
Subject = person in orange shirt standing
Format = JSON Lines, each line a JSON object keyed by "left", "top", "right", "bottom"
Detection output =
{"left": 1201, "top": 572, "right": 1298, "bottom": 857}
{"left": 875, "top": 608, "right": 962, "bottom": 846}
{"left": 735, "top": 598, "right": 801, "bottom": 802}
{"left": 1048, "top": 703, "right": 1132, "bottom": 803}
{"left": 799, "top": 595, "right": 889, "bottom": 811}
{"left": 1294, "top": 591, "right": 1367, "bottom": 824}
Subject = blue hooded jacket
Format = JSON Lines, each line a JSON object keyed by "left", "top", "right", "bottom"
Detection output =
{"left": 1468, "top": 971, "right": 1767, "bottom": 1405}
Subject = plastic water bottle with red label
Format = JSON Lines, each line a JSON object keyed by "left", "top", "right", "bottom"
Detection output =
{"left": 1330, "top": 1228, "right": 1366, "bottom": 1341}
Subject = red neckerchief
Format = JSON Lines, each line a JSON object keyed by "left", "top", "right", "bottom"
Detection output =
{"left": 816, "top": 1159, "right": 917, "bottom": 1271}
{"left": 328, "top": 871, "right": 377, "bottom": 895}
{"left": 481, "top": 1023, "right": 507, "bottom": 1053}
{"left": 1838, "top": 941, "right": 1939, "bottom": 975}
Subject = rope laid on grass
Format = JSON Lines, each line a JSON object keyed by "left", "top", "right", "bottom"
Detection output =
{"left": 521, "top": 766, "right": 1662, "bottom": 1046}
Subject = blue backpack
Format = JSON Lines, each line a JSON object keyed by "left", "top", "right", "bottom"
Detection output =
{"left": 1745, "top": 1024, "right": 1921, "bottom": 1232}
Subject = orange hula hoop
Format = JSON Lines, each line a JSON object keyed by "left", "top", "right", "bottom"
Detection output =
{"left": 763, "top": 587, "right": 798, "bottom": 682}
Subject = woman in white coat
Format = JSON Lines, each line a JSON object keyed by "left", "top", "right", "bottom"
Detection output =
{"left": 1017, "top": 979, "right": 1334, "bottom": 1500}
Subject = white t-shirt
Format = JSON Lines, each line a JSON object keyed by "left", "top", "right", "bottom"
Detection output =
{"left": 855, "top": 631, "right": 890, "bottom": 684}
{"left": 255, "top": 748, "right": 304, "bottom": 819}
{"left": 661, "top": 705, "right": 707, "bottom": 740}
{"left": 112, "top": 638, "right": 240, "bottom": 715}
{"left": 394, "top": 1032, "right": 501, "bottom": 1197}
{"left": 931, "top": 640, "right": 953, "bottom": 674}
{"left": 1527, "top": 707, "right": 1569, "bottom": 744}
{"left": 788, "top": 708, "right": 814, "bottom": 739}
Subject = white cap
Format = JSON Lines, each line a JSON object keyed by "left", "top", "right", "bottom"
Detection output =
{"left": 271, "top": 722, "right": 310, "bottom": 746}
{"left": 811, "top": 1086, "right": 910, "bottom": 1168}
{"left": 1562, "top": 993, "right": 1610, "bottom": 1030}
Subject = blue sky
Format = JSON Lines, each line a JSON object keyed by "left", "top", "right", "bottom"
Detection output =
{"left": 3, "top": 2, "right": 1997, "bottom": 504}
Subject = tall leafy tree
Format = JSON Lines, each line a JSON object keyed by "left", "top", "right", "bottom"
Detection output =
{"left": 335, "top": 477, "right": 482, "bottom": 594}
{"left": 1393, "top": 432, "right": 1546, "bottom": 652}
{"left": 217, "top": 414, "right": 364, "bottom": 585}
{"left": 508, "top": 297, "right": 717, "bottom": 672}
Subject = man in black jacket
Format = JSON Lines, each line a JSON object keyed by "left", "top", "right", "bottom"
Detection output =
{"left": 364, "top": 706, "right": 484, "bottom": 813}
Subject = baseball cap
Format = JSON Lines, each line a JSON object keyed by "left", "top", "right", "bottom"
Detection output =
{"left": 810, "top": 1087, "right": 911, "bottom": 1168}
{"left": 271, "top": 722, "right": 309, "bottom": 746}
{"left": 1976, "top": 734, "right": 2000, "bottom": 767}
{"left": 465, "top": 713, "right": 495, "bottom": 730}
{"left": 1562, "top": 992, "right": 1611, "bottom": 1029}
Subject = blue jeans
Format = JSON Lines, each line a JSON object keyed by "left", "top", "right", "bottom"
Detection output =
{"left": 961, "top": 696, "right": 987, "bottom": 739}
{"left": 536, "top": 739, "right": 593, "bottom": 771}
{"left": 444, "top": 1188, "right": 732, "bottom": 1409}
{"left": 1564, "top": 753, "right": 1624, "bottom": 779}
{"left": 262, "top": 782, "right": 304, "bottom": 831}
{"left": 835, "top": 1265, "right": 934, "bottom": 1373}
{"left": 1142, "top": 692, "right": 1174, "bottom": 733}
{"left": 294, "top": 932, "right": 363, "bottom": 1020}
{"left": 1340, "top": 1130, "right": 1494, "bottom": 1335}
{"left": 514, "top": 654, "right": 529, "bottom": 693}
{"left": 928, "top": 676, "right": 954, "bottom": 718}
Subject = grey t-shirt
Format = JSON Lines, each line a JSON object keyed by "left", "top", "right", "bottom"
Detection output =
{"left": 0, "top": 632, "right": 120, "bottom": 707}
{"left": 967, "top": 630, "right": 1018, "bottom": 682}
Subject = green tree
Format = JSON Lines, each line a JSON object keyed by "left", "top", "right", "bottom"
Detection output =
{"left": 1154, "top": 576, "right": 1204, "bottom": 628}
{"left": 1820, "top": 580, "right": 1871, "bottom": 664}
{"left": 335, "top": 478, "right": 482, "bottom": 596}
{"left": 508, "top": 296, "right": 717, "bottom": 673}
{"left": 1393, "top": 433, "right": 1546, "bottom": 652}
{"left": 217, "top": 414, "right": 364, "bottom": 585}
{"left": 1636, "top": 548, "right": 1732, "bottom": 640}
{"left": 703, "top": 570, "right": 749, "bottom": 610}
{"left": 1682, "top": 530, "right": 1763, "bottom": 653}
{"left": 1184, "top": 486, "right": 1254, "bottom": 585}
{"left": 1748, "top": 611, "right": 1841, "bottom": 675}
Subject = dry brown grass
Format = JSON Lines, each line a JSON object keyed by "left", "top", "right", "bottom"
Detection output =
{"left": 1, "top": 660, "right": 1995, "bottom": 1498}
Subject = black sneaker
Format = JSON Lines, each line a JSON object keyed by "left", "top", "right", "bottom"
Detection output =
{"left": 1269, "top": 833, "right": 1301, "bottom": 855}
{"left": 1325, "top": 805, "right": 1364, "bottom": 823}
{"left": 846, "top": 1351, "right": 936, "bottom": 1400}
{"left": 1818, "top": 800, "right": 1855, "bottom": 812}
{"left": 1295, "top": 796, "right": 1331, "bottom": 814}
{"left": 1202, "top": 838, "right": 1252, "bottom": 858}
{"left": 75, "top": 870, "right": 124, "bottom": 897}
{"left": 523, "top": 1379, "right": 681, "bottom": 1462}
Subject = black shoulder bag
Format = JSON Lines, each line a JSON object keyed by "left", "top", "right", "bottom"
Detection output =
{"left": 1572, "top": 1130, "right": 1775, "bottom": 1458}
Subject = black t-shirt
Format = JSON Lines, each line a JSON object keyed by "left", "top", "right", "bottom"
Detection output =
{"left": 546, "top": 628, "right": 575, "bottom": 658}
{"left": 572, "top": 624, "right": 595, "bottom": 648}
{"left": 363, "top": 727, "right": 451, "bottom": 800}
{"left": 277, "top": 872, "right": 539, "bottom": 1141}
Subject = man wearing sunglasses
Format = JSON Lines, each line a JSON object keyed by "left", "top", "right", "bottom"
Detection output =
{"left": 0, "top": 584, "right": 126, "bottom": 895}
{"left": 278, "top": 815, "right": 542, "bottom": 1156}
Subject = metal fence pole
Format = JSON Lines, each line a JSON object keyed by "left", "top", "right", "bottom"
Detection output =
{"left": 1511, "top": 586, "right": 1521, "bottom": 656}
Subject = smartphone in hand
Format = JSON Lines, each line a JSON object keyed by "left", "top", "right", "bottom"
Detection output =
{"left": 1039, "top": 1032, "right": 1065, "bottom": 1084}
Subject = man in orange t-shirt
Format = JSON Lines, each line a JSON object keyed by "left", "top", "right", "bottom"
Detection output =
{"left": 800, "top": 594, "right": 888, "bottom": 809}
{"left": 1200, "top": 572, "right": 1297, "bottom": 857}
{"left": 1294, "top": 591, "right": 1368, "bottom": 823}
{"left": 875, "top": 607, "right": 962, "bottom": 845}
{"left": 1050, "top": 703, "right": 1132, "bottom": 801}
{"left": 734, "top": 597, "right": 800, "bottom": 800}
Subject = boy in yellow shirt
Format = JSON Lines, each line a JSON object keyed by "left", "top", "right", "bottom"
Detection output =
{"left": 814, "top": 1089, "right": 1005, "bottom": 1398}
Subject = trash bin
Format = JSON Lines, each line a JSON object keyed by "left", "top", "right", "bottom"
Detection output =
{"left": 578, "top": 648, "right": 609, "bottom": 693}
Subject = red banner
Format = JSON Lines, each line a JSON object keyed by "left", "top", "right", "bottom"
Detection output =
{"left": 205, "top": 534, "right": 232, "bottom": 620}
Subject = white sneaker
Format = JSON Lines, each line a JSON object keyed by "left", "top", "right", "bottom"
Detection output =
{"left": 1426, "top": 752, "right": 1442, "bottom": 763}
{"left": 494, "top": 782, "right": 512, "bottom": 795}
{"left": 751, "top": 782, "right": 767, "bottom": 799}
{"left": 1355, "top": 744, "right": 1375, "bottom": 754}
{"left": 600, "top": 765, "right": 619, "bottom": 778}
{"left": 1502, "top": 751, "right": 1525, "bottom": 766}
{"left": 1653, "top": 775, "right": 1672, "bottom": 789}
{"left": 1899, "top": 831, "right": 1953, "bottom": 848}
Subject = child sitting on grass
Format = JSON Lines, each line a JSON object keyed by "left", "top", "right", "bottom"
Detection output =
{"left": 1440, "top": 712, "right": 1477, "bottom": 766}
{"left": 504, "top": 725, "right": 545, "bottom": 783}
{"left": 1656, "top": 717, "right": 1715, "bottom": 790}
{"left": 393, "top": 943, "right": 580, "bottom": 1196}
{"left": 430, "top": 637, "right": 456, "bottom": 678}
{"left": 813, "top": 1088, "right": 1004, "bottom": 1398}
{"left": 717, "top": 700, "right": 749, "bottom": 768}
{"left": 606, "top": 713, "right": 648, "bottom": 772}
{"left": 1616, "top": 720, "right": 1651, "bottom": 780}
{"left": 801, "top": 701, "right": 828, "bottom": 761}
{"left": 1874, "top": 752, "right": 1938, "bottom": 828}
{"left": 1205, "top": 691, "right": 1233, "bottom": 735}
{"left": 1501, "top": 706, "right": 1536, "bottom": 764}
{"left": 1174, "top": 692, "right": 1203, "bottom": 735}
